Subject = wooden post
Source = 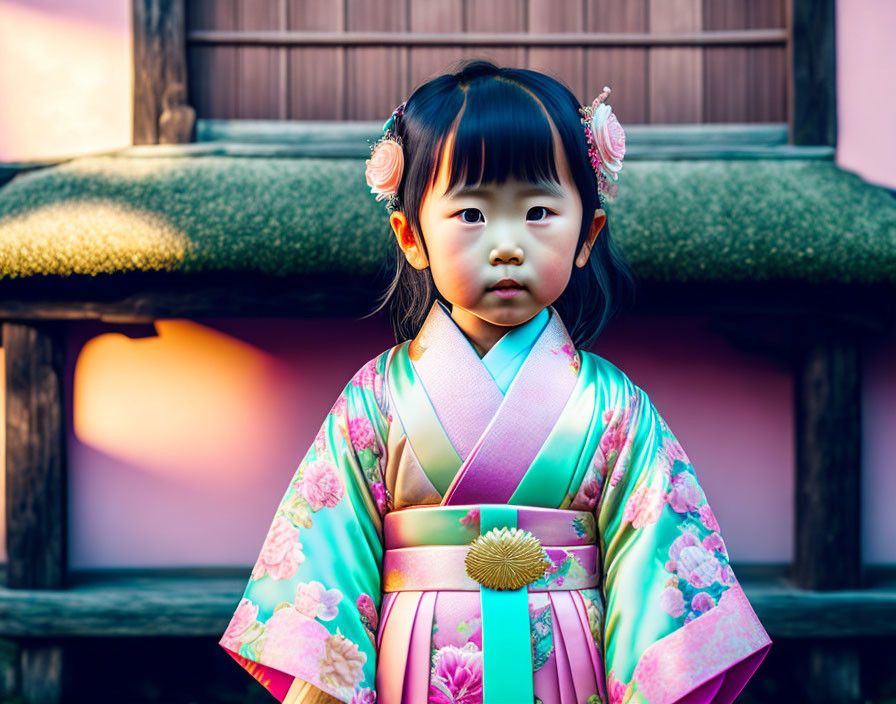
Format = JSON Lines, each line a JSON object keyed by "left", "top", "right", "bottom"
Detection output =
{"left": 132, "top": 0, "right": 196, "bottom": 145}
{"left": 791, "top": 0, "right": 837, "bottom": 146}
{"left": 3, "top": 322, "right": 68, "bottom": 703}
{"left": 793, "top": 324, "right": 862, "bottom": 704}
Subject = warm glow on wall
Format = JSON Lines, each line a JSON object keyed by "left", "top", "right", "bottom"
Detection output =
{"left": 65, "top": 316, "right": 396, "bottom": 568}
{"left": 72, "top": 319, "right": 290, "bottom": 488}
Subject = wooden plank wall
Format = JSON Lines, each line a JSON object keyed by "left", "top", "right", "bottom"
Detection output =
{"left": 185, "top": 0, "right": 788, "bottom": 123}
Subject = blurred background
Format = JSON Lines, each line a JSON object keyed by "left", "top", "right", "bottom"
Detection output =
{"left": 0, "top": 1, "right": 894, "bottom": 702}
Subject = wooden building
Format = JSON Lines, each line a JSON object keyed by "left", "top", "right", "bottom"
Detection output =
{"left": 0, "top": 1, "right": 894, "bottom": 702}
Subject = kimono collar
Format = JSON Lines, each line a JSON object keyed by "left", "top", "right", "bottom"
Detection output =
{"left": 439, "top": 302, "right": 550, "bottom": 393}
{"left": 396, "top": 298, "right": 582, "bottom": 503}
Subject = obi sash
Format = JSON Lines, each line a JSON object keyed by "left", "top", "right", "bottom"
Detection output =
{"left": 383, "top": 504, "right": 599, "bottom": 593}
{"left": 384, "top": 300, "right": 589, "bottom": 703}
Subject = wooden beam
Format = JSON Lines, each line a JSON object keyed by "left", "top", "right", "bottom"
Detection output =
{"left": 185, "top": 28, "right": 789, "bottom": 48}
{"left": 791, "top": 0, "right": 837, "bottom": 146}
{"left": 3, "top": 321, "right": 69, "bottom": 704}
{"left": 792, "top": 320, "right": 863, "bottom": 704}
{"left": 794, "top": 332, "right": 862, "bottom": 590}
{"left": 0, "top": 570, "right": 892, "bottom": 639}
{"left": 0, "top": 272, "right": 386, "bottom": 322}
{"left": 0, "top": 278, "right": 891, "bottom": 331}
{"left": 132, "top": 0, "right": 195, "bottom": 145}
{"left": 4, "top": 323, "right": 68, "bottom": 590}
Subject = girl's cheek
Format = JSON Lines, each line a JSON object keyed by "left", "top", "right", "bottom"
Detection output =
{"left": 536, "top": 256, "right": 574, "bottom": 291}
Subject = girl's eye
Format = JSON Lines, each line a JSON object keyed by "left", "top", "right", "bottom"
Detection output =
{"left": 527, "top": 206, "right": 553, "bottom": 222}
{"left": 455, "top": 208, "right": 484, "bottom": 225}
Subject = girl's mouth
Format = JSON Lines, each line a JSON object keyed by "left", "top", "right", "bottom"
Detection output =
{"left": 488, "top": 278, "right": 525, "bottom": 299}
{"left": 492, "top": 288, "right": 523, "bottom": 299}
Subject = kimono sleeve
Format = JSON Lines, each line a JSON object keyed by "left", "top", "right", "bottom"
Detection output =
{"left": 219, "top": 355, "right": 390, "bottom": 704}
{"left": 595, "top": 382, "right": 772, "bottom": 704}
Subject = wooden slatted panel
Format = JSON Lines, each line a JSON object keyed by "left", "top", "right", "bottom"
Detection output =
{"left": 649, "top": 0, "right": 702, "bottom": 124}
{"left": 186, "top": 0, "right": 237, "bottom": 119}
{"left": 528, "top": 0, "right": 585, "bottom": 98}
{"left": 703, "top": 2, "right": 749, "bottom": 122}
{"left": 185, "top": 0, "right": 788, "bottom": 123}
{"left": 704, "top": 0, "right": 787, "bottom": 123}
{"left": 585, "top": 0, "right": 649, "bottom": 126}
{"left": 464, "top": 0, "right": 527, "bottom": 76}
{"left": 747, "top": 0, "right": 788, "bottom": 122}
{"left": 407, "top": 0, "right": 464, "bottom": 89}
{"left": 236, "top": 0, "right": 283, "bottom": 119}
{"left": 345, "top": 0, "right": 408, "bottom": 120}
{"left": 287, "top": 0, "right": 344, "bottom": 119}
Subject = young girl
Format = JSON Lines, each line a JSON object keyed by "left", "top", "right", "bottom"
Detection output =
{"left": 219, "top": 59, "right": 772, "bottom": 704}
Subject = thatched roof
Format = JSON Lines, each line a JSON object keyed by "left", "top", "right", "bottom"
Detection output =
{"left": 1, "top": 124, "right": 894, "bottom": 286}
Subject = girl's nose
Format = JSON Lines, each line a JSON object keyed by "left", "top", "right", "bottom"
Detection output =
{"left": 489, "top": 243, "right": 525, "bottom": 266}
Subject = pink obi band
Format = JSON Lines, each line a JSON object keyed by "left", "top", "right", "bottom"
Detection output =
{"left": 382, "top": 505, "right": 599, "bottom": 593}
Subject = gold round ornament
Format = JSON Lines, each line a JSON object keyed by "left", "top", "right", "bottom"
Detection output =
{"left": 464, "top": 527, "right": 550, "bottom": 591}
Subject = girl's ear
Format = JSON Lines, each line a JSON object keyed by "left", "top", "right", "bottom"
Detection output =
{"left": 390, "top": 211, "right": 430, "bottom": 269}
{"left": 575, "top": 208, "right": 607, "bottom": 268}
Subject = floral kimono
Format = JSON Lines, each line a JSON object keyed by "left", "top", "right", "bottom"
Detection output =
{"left": 219, "top": 300, "right": 772, "bottom": 704}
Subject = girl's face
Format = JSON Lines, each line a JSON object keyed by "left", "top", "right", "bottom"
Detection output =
{"left": 390, "top": 122, "right": 605, "bottom": 349}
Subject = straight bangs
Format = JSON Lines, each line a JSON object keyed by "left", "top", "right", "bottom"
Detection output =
{"left": 438, "top": 79, "right": 562, "bottom": 198}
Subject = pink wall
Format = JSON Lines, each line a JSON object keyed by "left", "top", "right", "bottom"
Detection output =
{"left": 594, "top": 315, "right": 795, "bottom": 564}
{"left": 0, "top": 0, "right": 132, "bottom": 162}
{"left": 835, "top": 0, "right": 896, "bottom": 189}
{"left": 66, "top": 314, "right": 798, "bottom": 570}
{"left": 862, "top": 325, "right": 896, "bottom": 565}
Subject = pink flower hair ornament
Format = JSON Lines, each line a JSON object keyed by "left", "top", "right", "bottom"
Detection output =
{"left": 579, "top": 86, "right": 626, "bottom": 205}
{"left": 365, "top": 86, "right": 625, "bottom": 213}
{"left": 364, "top": 102, "right": 406, "bottom": 214}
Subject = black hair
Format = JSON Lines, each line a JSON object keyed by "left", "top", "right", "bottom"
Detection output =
{"left": 365, "top": 58, "right": 637, "bottom": 350}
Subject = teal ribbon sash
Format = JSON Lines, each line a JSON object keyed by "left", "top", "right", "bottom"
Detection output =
{"left": 480, "top": 505, "right": 535, "bottom": 703}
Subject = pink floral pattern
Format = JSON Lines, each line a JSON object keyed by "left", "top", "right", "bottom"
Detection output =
{"left": 699, "top": 503, "right": 720, "bottom": 532}
{"left": 251, "top": 516, "right": 304, "bottom": 581}
{"left": 669, "top": 531, "right": 722, "bottom": 588}
{"left": 622, "top": 482, "right": 665, "bottom": 528}
{"left": 606, "top": 669, "right": 630, "bottom": 704}
{"left": 660, "top": 585, "right": 686, "bottom": 618}
{"left": 294, "top": 580, "right": 343, "bottom": 621}
{"left": 371, "top": 481, "right": 390, "bottom": 514}
{"left": 220, "top": 597, "right": 260, "bottom": 651}
{"left": 429, "top": 643, "right": 484, "bottom": 704}
{"left": 667, "top": 471, "right": 703, "bottom": 513}
{"left": 321, "top": 633, "right": 368, "bottom": 690}
{"left": 554, "top": 343, "right": 580, "bottom": 375}
{"left": 314, "top": 425, "right": 328, "bottom": 455}
{"left": 356, "top": 593, "right": 378, "bottom": 633}
{"left": 459, "top": 507, "right": 480, "bottom": 527}
{"left": 601, "top": 391, "right": 640, "bottom": 488}
{"left": 295, "top": 458, "right": 344, "bottom": 511}
{"left": 662, "top": 434, "right": 691, "bottom": 465}
{"left": 352, "top": 687, "right": 377, "bottom": 704}
{"left": 352, "top": 358, "right": 384, "bottom": 399}
{"left": 589, "top": 101, "right": 625, "bottom": 181}
{"left": 569, "top": 450, "right": 605, "bottom": 511}
{"left": 349, "top": 416, "right": 376, "bottom": 451}
{"left": 365, "top": 138, "right": 404, "bottom": 202}
{"left": 691, "top": 591, "right": 716, "bottom": 613}
{"left": 261, "top": 607, "right": 330, "bottom": 675}
{"left": 330, "top": 393, "right": 348, "bottom": 418}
